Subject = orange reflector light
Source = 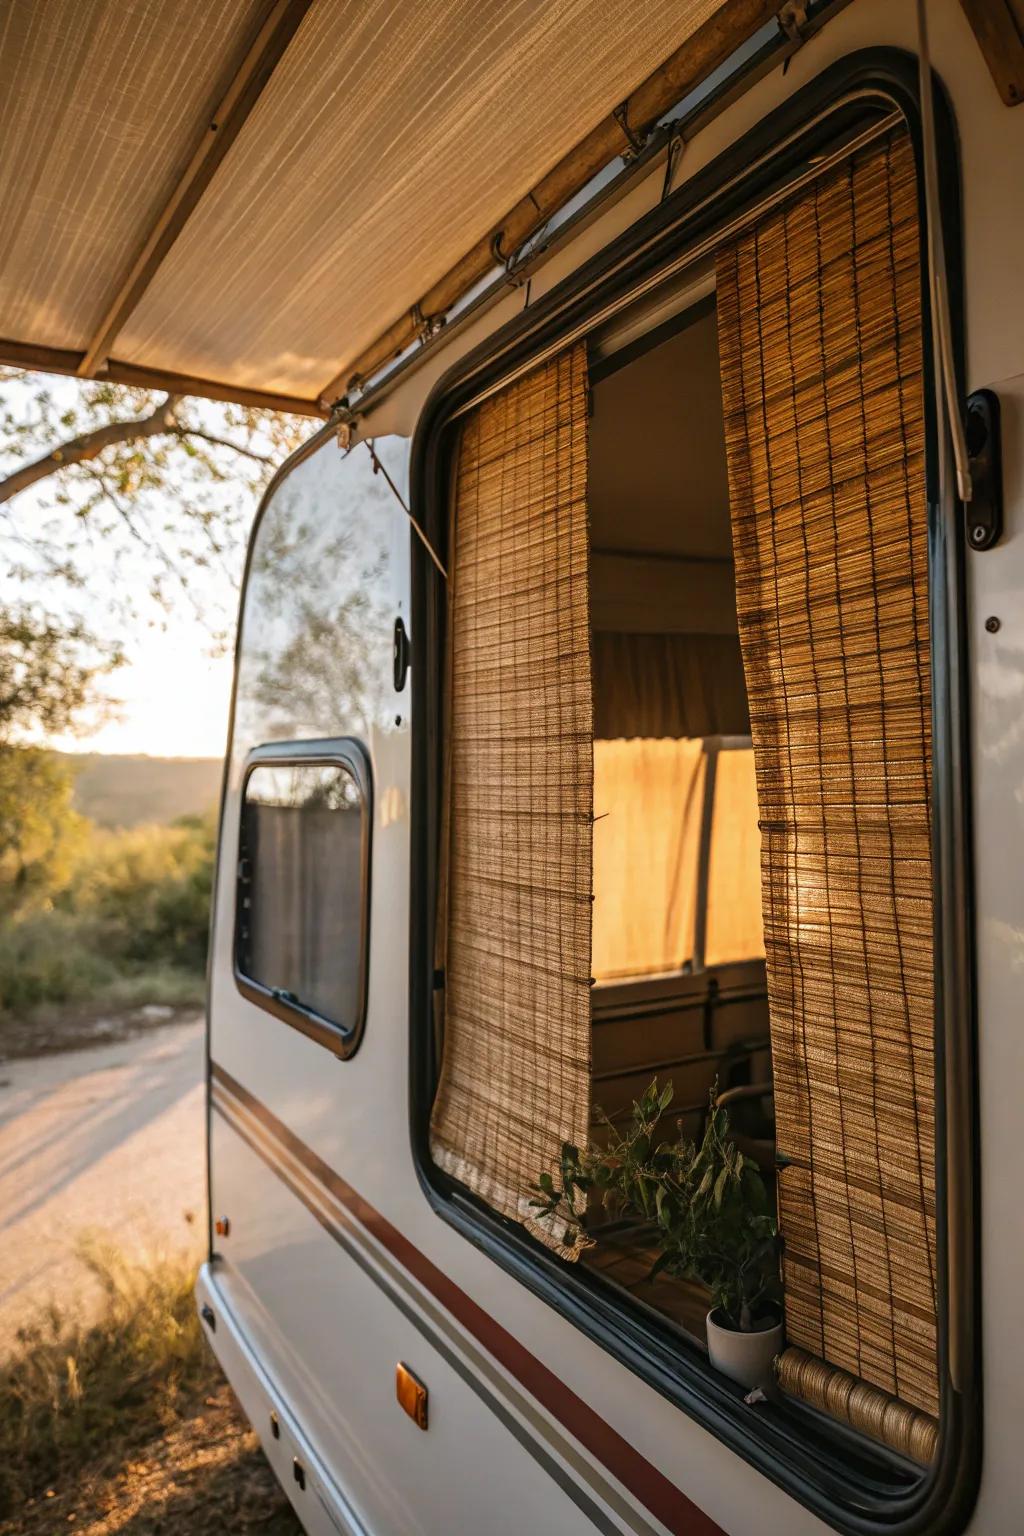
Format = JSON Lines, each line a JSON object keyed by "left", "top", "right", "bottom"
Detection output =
{"left": 396, "top": 1362, "right": 428, "bottom": 1430}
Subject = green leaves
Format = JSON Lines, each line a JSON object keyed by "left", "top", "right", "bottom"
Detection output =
{"left": 528, "top": 1078, "right": 782, "bottom": 1329}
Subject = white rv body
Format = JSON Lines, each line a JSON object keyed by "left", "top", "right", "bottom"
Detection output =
{"left": 200, "top": 2, "right": 1024, "bottom": 1532}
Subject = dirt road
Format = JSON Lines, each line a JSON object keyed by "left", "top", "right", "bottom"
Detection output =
{"left": 0, "top": 1017, "right": 205, "bottom": 1342}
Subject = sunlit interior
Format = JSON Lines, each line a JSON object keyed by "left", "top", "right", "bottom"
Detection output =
{"left": 585, "top": 293, "right": 773, "bottom": 1340}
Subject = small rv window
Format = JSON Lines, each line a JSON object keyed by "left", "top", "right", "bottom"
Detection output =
{"left": 236, "top": 757, "right": 368, "bottom": 1049}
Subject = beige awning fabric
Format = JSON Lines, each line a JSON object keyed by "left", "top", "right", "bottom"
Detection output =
{"left": 430, "top": 344, "right": 593, "bottom": 1258}
{"left": 717, "top": 127, "right": 939, "bottom": 1451}
{"left": 0, "top": 0, "right": 772, "bottom": 413}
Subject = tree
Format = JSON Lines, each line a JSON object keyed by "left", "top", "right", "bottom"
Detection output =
{"left": 0, "top": 369, "right": 312, "bottom": 738}
{"left": 0, "top": 371, "right": 311, "bottom": 918}
{"left": 0, "top": 370, "right": 310, "bottom": 630}
{"left": 0, "top": 606, "right": 114, "bottom": 745}
{"left": 0, "top": 746, "right": 87, "bottom": 917}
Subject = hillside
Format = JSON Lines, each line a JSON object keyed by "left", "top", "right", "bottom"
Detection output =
{"left": 56, "top": 752, "right": 223, "bottom": 828}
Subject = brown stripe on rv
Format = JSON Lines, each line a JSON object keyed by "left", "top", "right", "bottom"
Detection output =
{"left": 211, "top": 1061, "right": 725, "bottom": 1536}
{"left": 211, "top": 1090, "right": 655, "bottom": 1536}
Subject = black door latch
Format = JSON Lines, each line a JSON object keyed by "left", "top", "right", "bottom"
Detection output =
{"left": 393, "top": 616, "right": 411, "bottom": 691}
{"left": 964, "top": 389, "right": 1002, "bottom": 551}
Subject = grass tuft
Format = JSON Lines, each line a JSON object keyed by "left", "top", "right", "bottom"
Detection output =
{"left": 0, "top": 1237, "right": 215, "bottom": 1518}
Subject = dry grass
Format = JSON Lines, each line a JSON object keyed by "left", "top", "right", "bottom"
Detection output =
{"left": 0, "top": 1239, "right": 300, "bottom": 1534}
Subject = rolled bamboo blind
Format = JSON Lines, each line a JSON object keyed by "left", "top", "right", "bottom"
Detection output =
{"left": 717, "top": 130, "right": 940, "bottom": 1449}
{"left": 430, "top": 345, "right": 593, "bottom": 1256}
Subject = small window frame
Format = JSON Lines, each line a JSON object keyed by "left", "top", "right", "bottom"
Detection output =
{"left": 234, "top": 737, "right": 372, "bottom": 1060}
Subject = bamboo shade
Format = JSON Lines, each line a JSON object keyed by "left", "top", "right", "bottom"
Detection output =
{"left": 717, "top": 130, "right": 940, "bottom": 1441}
{"left": 430, "top": 345, "right": 593, "bottom": 1256}
{"left": 777, "top": 1348, "right": 939, "bottom": 1466}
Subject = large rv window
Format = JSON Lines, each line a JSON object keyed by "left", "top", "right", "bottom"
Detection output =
{"left": 426, "top": 125, "right": 946, "bottom": 1473}
{"left": 237, "top": 757, "right": 369, "bottom": 1046}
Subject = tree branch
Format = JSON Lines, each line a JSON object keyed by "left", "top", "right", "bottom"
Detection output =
{"left": 0, "top": 394, "right": 184, "bottom": 505}
{"left": 172, "top": 427, "right": 272, "bottom": 464}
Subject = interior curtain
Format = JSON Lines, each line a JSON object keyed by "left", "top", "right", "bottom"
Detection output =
{"left": 592, "top": 737, "right": 707, "bottom": 981}
{"left": 429, "top": 344, "right": 593, "bottom": 1257}
{"left": 703, "top": 746, "right": 764, "bottom": 969}
{"left": 591, "top": 631, "right": 750, "bottom": 739}
{"left": 716, "top": 129, "right": 939, "bottom": 1453}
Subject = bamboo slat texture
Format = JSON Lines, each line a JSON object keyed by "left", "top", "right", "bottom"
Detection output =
{"left": 717, "top": 130, "right": 940, "bottom": 1427}
{"left": 430, "top": 345, "right": 594, "bottom": 1256}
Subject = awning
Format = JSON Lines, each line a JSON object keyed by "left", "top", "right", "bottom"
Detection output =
{"left": 0, "top": 0, "right": 779, "bottom": 416}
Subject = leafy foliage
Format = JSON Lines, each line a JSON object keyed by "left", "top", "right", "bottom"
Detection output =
{"left": 0, "top": 747, "right": 87, "bottom": 918}
{"left": 0, "top": 606, "right": 120, "bottom": 744}
{"left": 0, "top": 373, "right": 308, "bottom": 630}
{"left": 0, "top": 371, "right": 312, "bottom": 749}
{"left": 66, "top": 813, "right": 214, "bottom": 972}
{"left": 530, "top": 1080, "right": 782, "bottom": 1331}
{"left": 0, "top": 810, "right": 215, "bottom": 1018}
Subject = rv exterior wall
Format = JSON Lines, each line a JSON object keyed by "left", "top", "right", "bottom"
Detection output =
{"left": 202, "top": 3, "right": 1024, "bottom": 1534}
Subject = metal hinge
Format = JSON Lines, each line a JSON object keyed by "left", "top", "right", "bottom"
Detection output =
{"left": 778, "top": 2, "right": 810, "bottom": 45}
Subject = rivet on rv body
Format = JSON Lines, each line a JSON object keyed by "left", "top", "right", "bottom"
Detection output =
{"left": 269, "top": 1411, "right": 280, "bottom": 1440}
{"left": 292, "top": 1458, "right": 305, "bottom": 1490}
{"left": 985, "top": 616, "right": 1000, "bottom": 633}
{"left": 214, "top": 1215, "right": 230, "bottom": 1237}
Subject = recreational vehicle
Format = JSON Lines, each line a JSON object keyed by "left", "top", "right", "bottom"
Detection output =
{"left": 4, "top": 0, "right": 1022, "bottom": 1531}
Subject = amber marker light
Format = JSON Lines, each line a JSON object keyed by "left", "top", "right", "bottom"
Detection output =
{"left": 396, "top": 1362, "right": 428, "bottom": 1429}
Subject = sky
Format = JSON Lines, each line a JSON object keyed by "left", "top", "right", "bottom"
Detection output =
{"left": 47, "top": 625, "right": 236, "bottom": 759}
{"left": 1, "top": 371, "right": 285, "bottom": 761}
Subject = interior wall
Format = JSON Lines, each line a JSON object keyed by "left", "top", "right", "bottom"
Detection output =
{"left": 589, "top": 305, "right": 733, "bottom": 561}
{"left": 589, "top": 301, "right": 748, "bottom": 739}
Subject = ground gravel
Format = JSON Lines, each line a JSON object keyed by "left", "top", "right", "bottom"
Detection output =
{"left": 5, "top": 1384, "right": 301, "bottom": 1536}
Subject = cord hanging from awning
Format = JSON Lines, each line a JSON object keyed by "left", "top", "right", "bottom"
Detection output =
{"left": 362, "top": 439, "right": 448, "bottom": 580}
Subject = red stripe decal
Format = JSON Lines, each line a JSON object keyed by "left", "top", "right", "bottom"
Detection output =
{"left": 212, "top": 1062, "right": 723, "bottom": 1536}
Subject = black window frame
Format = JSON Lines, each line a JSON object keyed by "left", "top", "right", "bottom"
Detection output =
{"left": 407, "top": 49, "right": 980, "bottom": 1536}
{"left": 234, "top": 737, "right": 372, "bottom": 1060}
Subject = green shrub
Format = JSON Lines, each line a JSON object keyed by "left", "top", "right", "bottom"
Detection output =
{"left": 0, "top": 747, "right": 87, "bottom": 919}
{"left": 67, "top": 814, "right": 215, "bottom": 973}
{"left": 0, "top": 812, "right": 215, "bottom": 1020}
{"left": 0, "top": 911, "right": 118, "bottom": 1014}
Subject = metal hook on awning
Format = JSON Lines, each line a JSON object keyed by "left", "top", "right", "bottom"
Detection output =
{"left": 612, "top": 100, "right": 647, "bottom": 160}
{"left": 364, "top": 439, "right": 448, "bottom": 581}
{"left": 661, "top": 127, "right": 685, "bottom": 202}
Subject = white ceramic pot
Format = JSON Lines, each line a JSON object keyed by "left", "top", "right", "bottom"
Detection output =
{"left": 705, "top": 1309, "right": 783, "bottom": 1392}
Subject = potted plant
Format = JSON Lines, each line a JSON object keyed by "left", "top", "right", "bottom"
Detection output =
{"left": 530, "top": 1080, "right": 783, "bottom": 1391}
